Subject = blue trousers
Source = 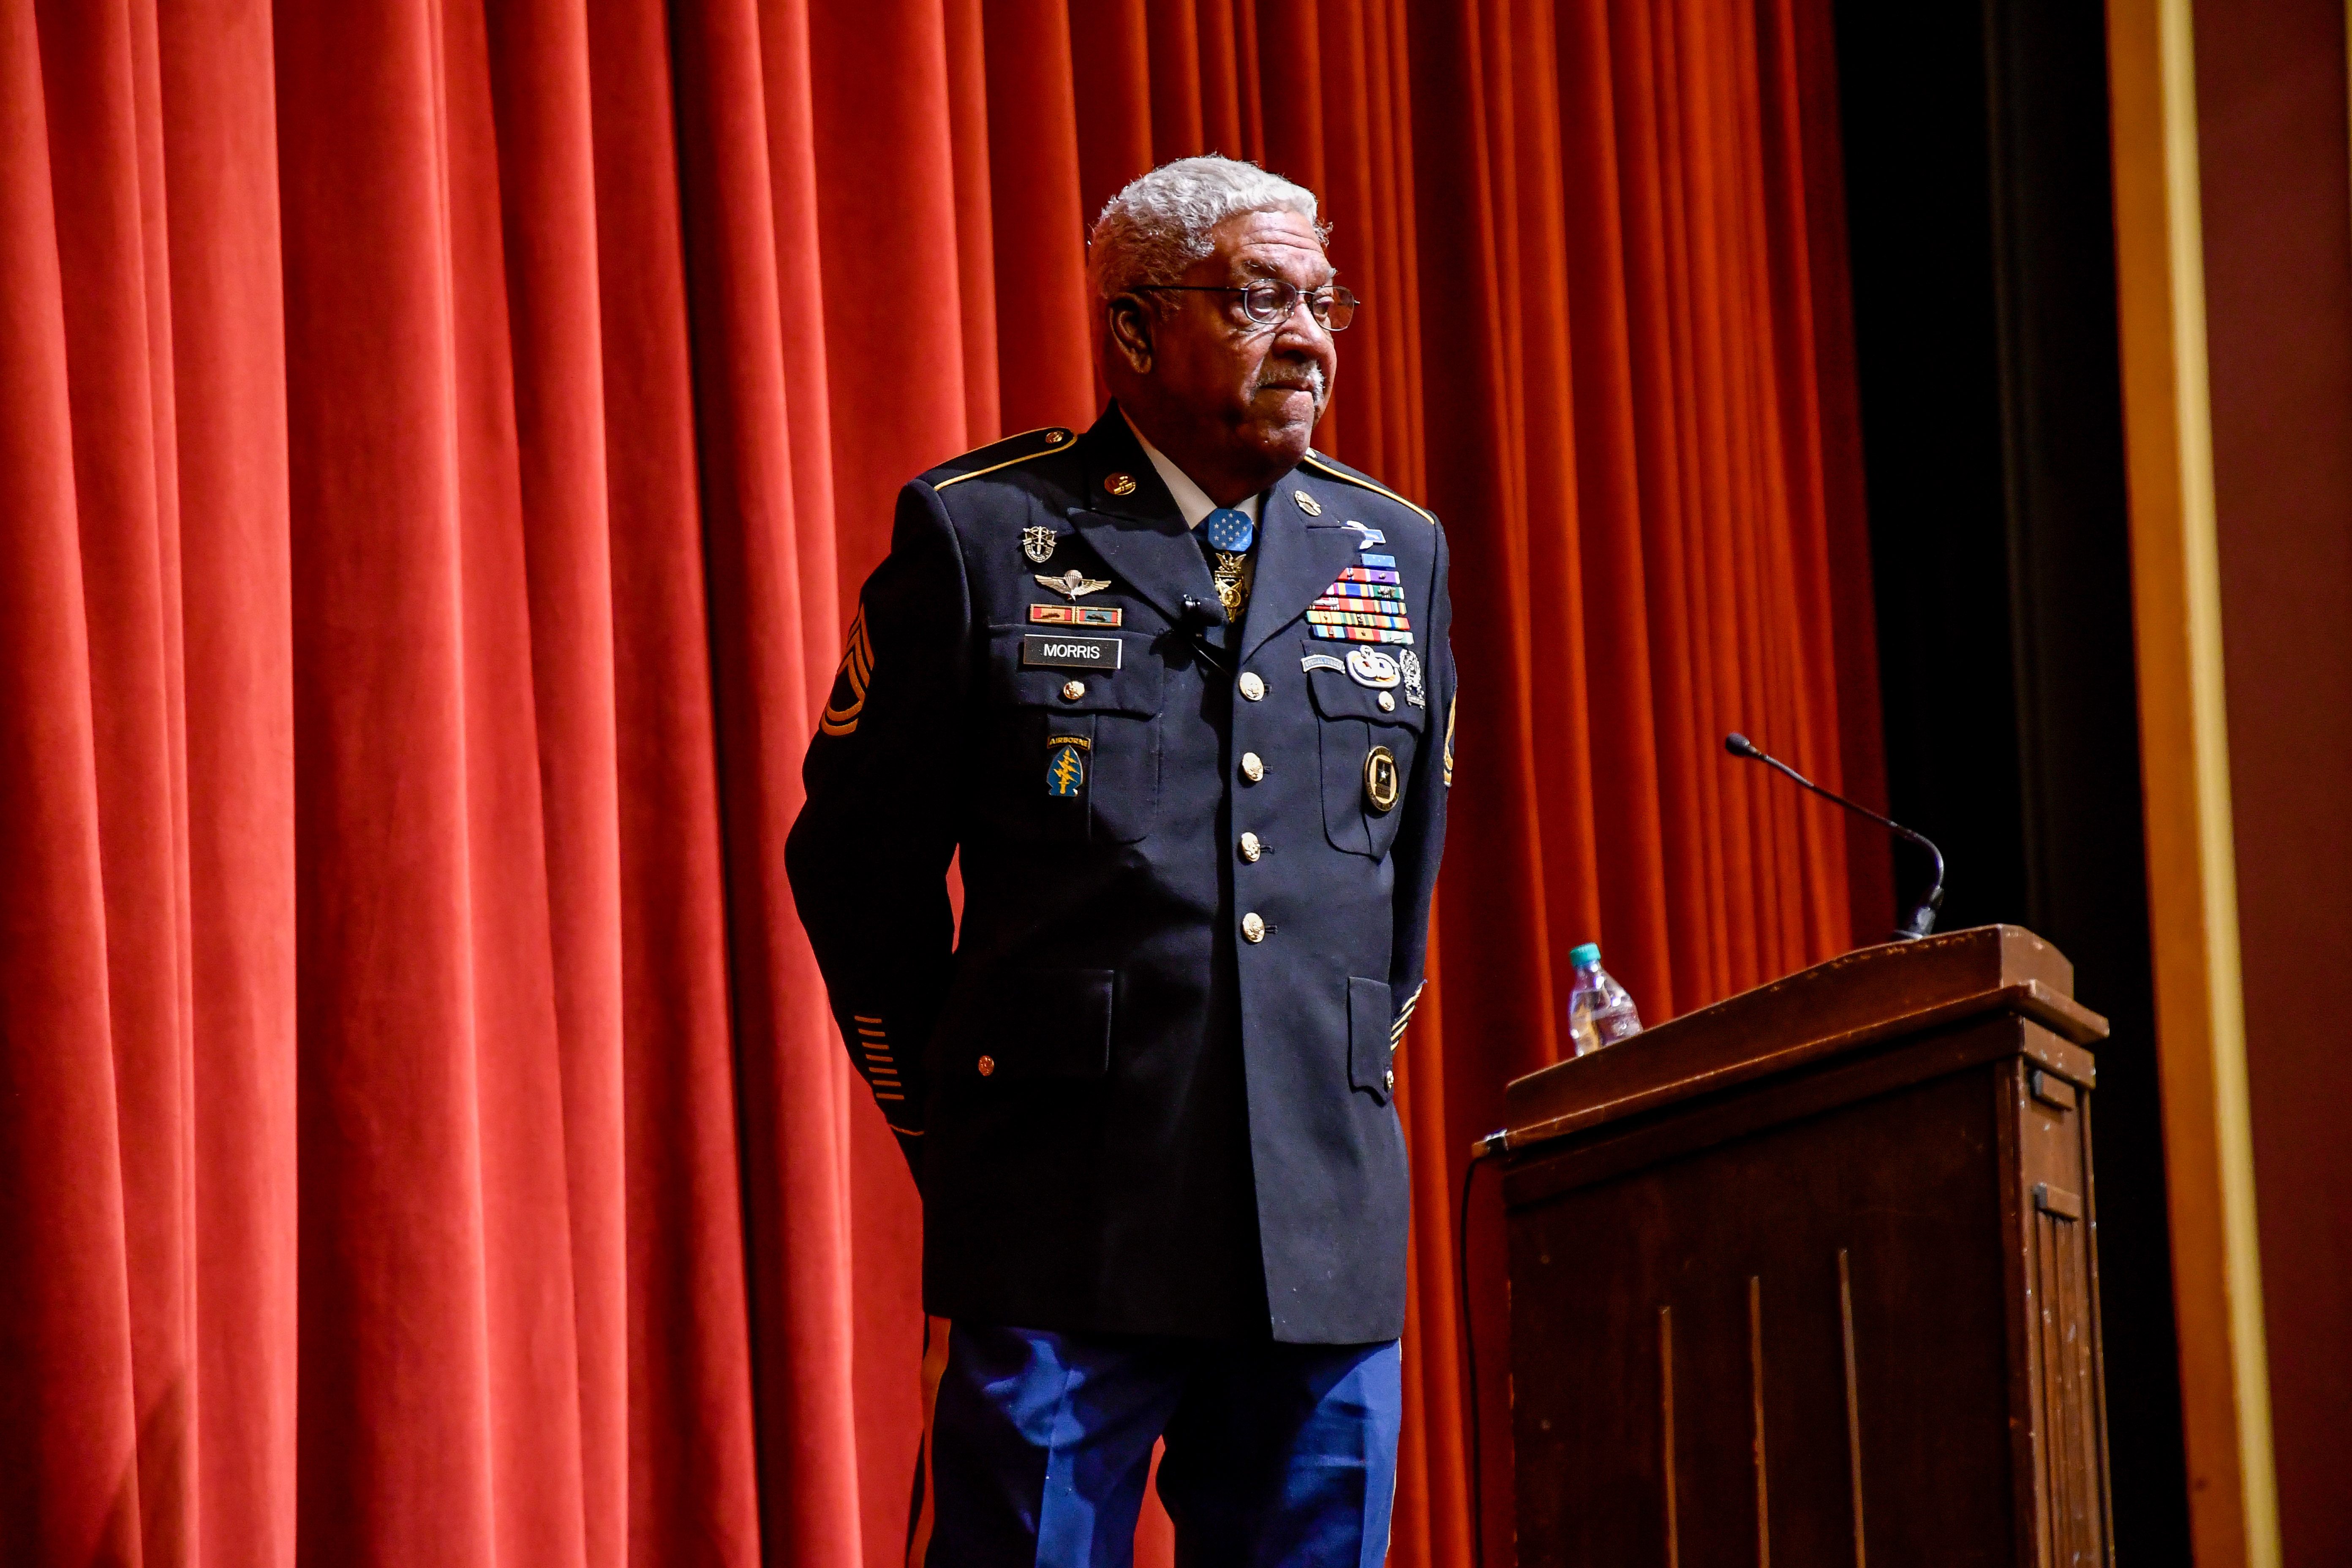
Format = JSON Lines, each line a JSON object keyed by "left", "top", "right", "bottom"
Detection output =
{"left": 906, "top": 1319, "right": 1403, "bottom": 1568}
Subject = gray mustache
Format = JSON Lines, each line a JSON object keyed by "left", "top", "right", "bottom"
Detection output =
{"left": 1260, "top": 364, "right": 1327, "bottom": 400}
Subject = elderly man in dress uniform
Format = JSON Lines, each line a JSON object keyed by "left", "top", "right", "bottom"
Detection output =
{"left": 787, "top": 154, "right": 1456, "bottom": 1566}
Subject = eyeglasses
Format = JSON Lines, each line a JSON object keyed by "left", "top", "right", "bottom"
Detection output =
{"left": 1135, "top": 280, "right": 1361, "bottom": 332}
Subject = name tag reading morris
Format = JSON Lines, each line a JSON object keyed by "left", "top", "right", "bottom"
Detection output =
{"left": 1021, "top": 634, "right": 1124, "bottom": 670}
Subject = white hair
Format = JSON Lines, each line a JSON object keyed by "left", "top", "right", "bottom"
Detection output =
{"left": 1086, "top": 155, "right": 1327, "bottom": 301}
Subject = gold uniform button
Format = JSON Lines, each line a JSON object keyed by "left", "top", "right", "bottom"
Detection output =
{"left": 1241, "top": 912, "right": 1267, "bottom": 943}
{"left": 1062, "top": 680, "right": 1086, "bottom": 701}
{"left": 1238, "top": 671, "right": 1266, "bottom": 701}
{"left": 1043, "top": 429, "right": 1069, "bottom": 444}
{"left": 1104, "top": 471, "right": 1138, "bottom": 497}
{"left": 1240, "top": 751, "right": 1265, "bottom": 783}
{"left": 1385, "top": 1069, "right": 1396, "bottom": 1094}
{"left": 976, "top": 1055, "right": 996, "bottom": 1077}
{"left": 1378, "top": 690, "right": 1396, "bottom": 712}
{"left": 1239, "top": 831, "right": 1263, "bottom": 863}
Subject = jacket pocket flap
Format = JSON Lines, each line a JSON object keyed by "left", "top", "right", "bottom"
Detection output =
{"left": 1302, "top": 642, "right": 1428, "bottom": 730}
{"left": 991, "top": 626, "right": 1165, "bottom": 715}
{"left": 969, "top": 967, "right": 1115, "bottom": 1081}
{"left": 1348, "top": 976, "right": 1395, "bottom": 1101}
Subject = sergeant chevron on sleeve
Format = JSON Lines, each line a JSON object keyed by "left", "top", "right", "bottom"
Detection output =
{"left": 784, "top": 154, "right": 1455, "bottom": 1566}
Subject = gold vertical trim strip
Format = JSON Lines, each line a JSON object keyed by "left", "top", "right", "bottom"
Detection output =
{"left": 1750, "top": 1277, "right": 1770, "bottom": 1566}
{"left": 1660, "top": 1306, "right": 1679, "bottom": 1568}
{"left": 1839, "top": 1251, "right": 1866, "bottom": 1567}
{"left": 2103, "top": 3, "right": 2280, "bottom": 1563}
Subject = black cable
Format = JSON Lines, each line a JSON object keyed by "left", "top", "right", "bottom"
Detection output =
{"left": 1723, "top": 732, "right": 1945, "bottom": 938}
{"left": 1458, "top": 1131, "right": 1507, "bottom": 1568}
{"left": 1175, "top": 594, "right": 1230, "bottom": 672}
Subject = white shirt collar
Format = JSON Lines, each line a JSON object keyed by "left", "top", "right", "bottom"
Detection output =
{"left": 1122, "top": 409, "right": 1261, "bottom": 531}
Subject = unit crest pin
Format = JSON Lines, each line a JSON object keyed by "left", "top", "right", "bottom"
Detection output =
{"left": 1363, "top": 745, "right": 1401, "bottom": 813}
{"left": 1021, "top": 525, "right": 1058, "bottom": 565}
{"left": 1400, "top": 648, "right": 1426, "bottom": 707}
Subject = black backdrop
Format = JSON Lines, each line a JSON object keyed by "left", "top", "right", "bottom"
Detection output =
{"left": 1830, "top": 1, "right": 2190, "bottom": 1559}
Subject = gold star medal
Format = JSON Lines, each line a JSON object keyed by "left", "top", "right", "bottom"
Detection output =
{"left": 1214, "top": 552, "right": 1250, "bottom": 613}
{"left": 1204, "top": 506, "right": 1255, "bottom": 615}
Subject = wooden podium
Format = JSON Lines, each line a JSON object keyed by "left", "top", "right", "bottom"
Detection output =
{"left": 1496, "top": 926, "right": 2113, "bottom": 1566}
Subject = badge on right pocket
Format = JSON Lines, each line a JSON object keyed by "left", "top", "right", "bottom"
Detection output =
{"left": 1347, "top": 647, "right": 1402, "bottom": 689}
{"left": 1364, "top": 745, "right": 1401, "bottom": 813}
{"left": 1046, "top": 734, "right": 1091, "bottom": 798}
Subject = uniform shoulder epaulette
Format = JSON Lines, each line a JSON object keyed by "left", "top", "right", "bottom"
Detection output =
{"left": 1297, "top": 449, "right": 1437, "bottom": 525}
{"left": 927, "top": 425, "right": 1078, "bottom": 491}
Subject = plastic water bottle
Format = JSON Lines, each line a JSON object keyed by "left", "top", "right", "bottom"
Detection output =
{"left": 1566, "top": 943, "right": 1643, "bottom": 1057}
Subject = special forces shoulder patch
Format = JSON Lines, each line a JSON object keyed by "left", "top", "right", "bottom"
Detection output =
{"left": 1046, "top": 734, "right": 1091, "bottom": 797}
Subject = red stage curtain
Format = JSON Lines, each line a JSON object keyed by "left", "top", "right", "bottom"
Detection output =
{"left": 0, "top": 2, "right": 1872, "bottom": 1565}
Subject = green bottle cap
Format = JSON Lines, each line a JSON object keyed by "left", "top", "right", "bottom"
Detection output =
{"left": 1569, "top": 943, "right": 1601, "bottom": 967}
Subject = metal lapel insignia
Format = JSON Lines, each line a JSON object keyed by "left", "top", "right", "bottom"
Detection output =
{"left": 1021, "top": 525, "right": 1058, "bottom": 565}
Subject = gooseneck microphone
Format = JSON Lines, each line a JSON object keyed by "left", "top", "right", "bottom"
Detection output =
{"left": 1724, "top": 732, "right": 1946, "bottom": 941}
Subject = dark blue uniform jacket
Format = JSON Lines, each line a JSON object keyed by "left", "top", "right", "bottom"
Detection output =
{"left": 786, "top": 406, "right": 1455, "bottom": 1345}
